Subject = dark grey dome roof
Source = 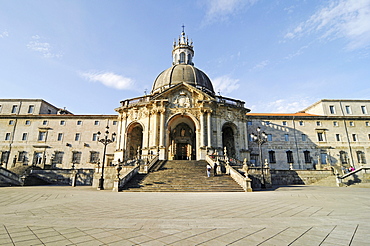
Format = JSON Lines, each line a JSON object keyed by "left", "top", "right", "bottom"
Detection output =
{"left": 151, "top": 64, "right": 214, "bottom": 95}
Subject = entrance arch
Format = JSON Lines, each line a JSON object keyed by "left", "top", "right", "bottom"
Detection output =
{"left": 167, "top": 115, "right": 196, "bottom": 160}
{"left": 126, "top": 122, "right": 143, "bottom": 160}
{"left": 222, "top": 123, "right": 236, "bottom": 158}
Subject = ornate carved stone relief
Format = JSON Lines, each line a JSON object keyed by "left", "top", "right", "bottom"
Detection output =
{"left": 172, "top": 90, "right": 191, "bottom": 108}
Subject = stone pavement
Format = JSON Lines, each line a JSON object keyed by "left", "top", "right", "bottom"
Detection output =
{"left": 0, "top": 185, "right": 369, "bottom": 245}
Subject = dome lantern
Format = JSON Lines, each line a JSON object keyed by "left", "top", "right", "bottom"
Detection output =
{"left": 151, "top": 28, "right": 214, "bottom": 96}
{"left": 172, "top": 28, "right": 194, "bottom": 66}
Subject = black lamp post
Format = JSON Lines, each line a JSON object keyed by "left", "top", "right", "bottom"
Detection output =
{"left": 97, "top": 125, "right": 116, "bottom": 190}
{"left": 251, "top": 127, "right": 268, "bottom": 189}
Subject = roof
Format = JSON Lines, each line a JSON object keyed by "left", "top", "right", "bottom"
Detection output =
{"left": 247, "top": 112, "right": 319, "bottom": 116}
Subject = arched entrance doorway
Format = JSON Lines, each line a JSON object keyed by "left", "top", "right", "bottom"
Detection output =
{"left": 167, "top": 115, "right": 196, "bottom": 160}
{"left": 222, "top": 124, "right": 236, "bottom": 158}
{"left": 126, "top": 123, "right": 143, "bottom": 160}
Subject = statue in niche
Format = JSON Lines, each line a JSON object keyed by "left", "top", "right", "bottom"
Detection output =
{"left": 181, "top": 128, "right": 185, "bottom": 137}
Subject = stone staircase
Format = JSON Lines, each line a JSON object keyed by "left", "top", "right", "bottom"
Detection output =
{"left": 122, "top": 160, "right": 244, "bottom": 192}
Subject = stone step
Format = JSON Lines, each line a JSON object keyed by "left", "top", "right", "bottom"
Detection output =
{"left": 123, "top": 160, "right": 244, "bottom": 192}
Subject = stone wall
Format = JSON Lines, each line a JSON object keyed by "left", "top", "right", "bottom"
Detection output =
{"left": 270, "top": 170, "right": 333, "bottom": 185}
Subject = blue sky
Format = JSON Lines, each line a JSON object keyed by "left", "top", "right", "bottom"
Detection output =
{"left": 1, "top": 0, "right": 370, "bottom": 114}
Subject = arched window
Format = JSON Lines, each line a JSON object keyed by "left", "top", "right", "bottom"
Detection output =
{"left": 179, "top": 52, "right": 185, "bottom": 64}
{"left": 187, "top": 54, "right": 192, "bottom": 64}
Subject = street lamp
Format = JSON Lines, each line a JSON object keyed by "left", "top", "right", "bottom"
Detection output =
{"left": 251, "top": 127, "right": 268, "bottom": 189}
{"left": 97, "top": 125, "right": 116, "bottom": 190}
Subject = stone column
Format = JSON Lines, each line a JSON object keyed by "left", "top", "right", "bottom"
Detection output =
{"left": 200, "top": 111, "right": 205, "bottom": 147}
{"left": 153, "top": 110, "right": 158, "bottom": 147}
{"left": 243, "top": 119, "right": 248, "bottom": 150}
{"left": 207, "top": 110, "right": 212, "bottom": 147}
{"left": 159, "top": 109, "right": 165, "bottom": 147}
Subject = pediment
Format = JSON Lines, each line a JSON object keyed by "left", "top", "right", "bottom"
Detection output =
{"left": 152, "top": 82, "right": 215, "bottom": 103}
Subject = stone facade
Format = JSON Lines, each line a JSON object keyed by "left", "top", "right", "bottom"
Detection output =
{"left": 0, "top": 99, "right": 117, "bottom": 170}
{"left": 247, "top": 100, "right": 370, "bottom": 171}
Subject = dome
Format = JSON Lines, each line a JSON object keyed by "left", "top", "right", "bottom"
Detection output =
{"left": 151, "top": 64, "right": 214, "bottom": 95}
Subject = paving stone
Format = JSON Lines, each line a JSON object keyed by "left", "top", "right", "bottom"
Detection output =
{"left": 0, "top": 185, "right": 369, "bottom": 245}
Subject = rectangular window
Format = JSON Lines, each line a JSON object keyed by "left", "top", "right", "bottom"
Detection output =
{"left": 28, "top": 105, "right": 34, "bottom": 114}
{"left": 284, "top": 134, "right": 289, "bottom": 141}
{"left": 25, "top": 120, "right": 31, "bottom": 125}
{"left": 9, "top": 120, "right": 14, "bottom": 125}
{"left": 247, "top": 121, "right": 252, "bottom": 126}
{"left": 345, "top": 105, "right": 352, "bottom": 114}
{"left": 11, "top": 105, "right": 18, "bottom": 114}
{"left": 0, "top": 105, "right": 2, "bottom": 113}
{"left": 94, "top": 121, "right": 100, "bottom": 125}
{"left": 265, "top": 121, "right": 270, "bottom": 125}
{"left": 336, "top": 134, "right": 341, "bottom": 141}
{"left": 92, "top": 133, "right": 98, "bottom": 141}
{"left": 349, "top": 121, "right": 354, "bottom": 126}
{"left": 329, "top": 105, "right": 336, "bottom": 114}
{"left": 5, "top": 133, "right": 11, "bottom": 141}
{"left": 60, "top": 120, "right": 65, "bottom": 125}
{"left": 282, "top": 121, "right": 287, "bottom": 126}
{"left": 1, "top": 151, "right": 10, "bottom": 165}
{"left": 357, "top": 151, "right": 366, "bottom": 164}
{"left": 33, "top": 152, "right": 43, "bottom": 165}
{"left": 72, "top": 151, "right": 82, "bottom": 164}
{"left": 53, "top": 151, "right": 64, "bottom": 164}
{"left": 267, "top": 134, "right": 272, "bottom": 141}
{"left": 113, "top": 121, "right": 118, "bottom": 125}
{"left": 268, "top": 151, "right": 276, "bottom": 163}
{"left": 42, "top": 120, "right": 48, "bottom": 125}
{"left": 286, "top": 151, "right": 294, "bottom": 163}
{"left": 38, "top": 132, "right": 46, "bottom": 141}
{"left": 299, "top": 121, "right": 304, "bottom": 126}
{"left": 316, "top": 121, "right": 321, "bottom": 126}
{"left": 320, "top": 153, "right": 327, "bottom": 164}
{"left": 317, "top": 132, "right": 324, "bottom": 142}
{"left": 18, "top": 151, "right": 27, "bottom": 162}
{"left": 22, "top": 133, "right": 28, "bottom": 141}
{"left": 366, "top": 122, "right": 370, "bottom": 127}
{"left": 57, "top": 133, "right": 63, "bottom": 141}
{"left": 333, "top": 121, "right": 338, "bottom": 127}
{"left": 340, "top": 151, "right": 348, "bottom": 164}
{"left": 304, "top": 151, "right": 311, "bottom": 163}
{"left": 77, "top": 120, "right": 82, "bottom": 125}
{"left": 90, "top": 151, "right": 99, "bottom": 163}
{"left": 352, "top": 134, "right": 357, "bottom": 142}
{"left": 301, "top": 134, "right": 307, "bottom": 141}
{"left": 361, "top": 106, "right": 367, "bottom": 114}
{"left": 75, "top": 133, "right": 80, "bottom": 141}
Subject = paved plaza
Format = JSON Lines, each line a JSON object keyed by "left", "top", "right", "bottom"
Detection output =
{"left": 0, "top": 185, "right": 369, "bottom": 245}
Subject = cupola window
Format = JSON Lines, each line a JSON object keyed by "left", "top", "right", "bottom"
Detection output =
{"left": 179, "top": 52, "right": 185, "bottom": 64}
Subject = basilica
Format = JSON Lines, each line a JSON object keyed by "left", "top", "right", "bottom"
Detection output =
{"left": 113, "top": 29, "right": 249, "bottom": 164}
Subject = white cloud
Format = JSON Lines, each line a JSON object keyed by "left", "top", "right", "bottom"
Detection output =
{"left": 212, "top": 75, "right": 240, "bottom": 95}
{"left": 80, "top": 71, "right": 134, "bottom": 90}
{"left": 285, "top": 0, "right": 370, "bottom": 50}
{"left": 27, "top": 35, "right": 63, "bottom": 58}
{"left": 250, "top": 60, "right": 269, "bottom": 71}
{"left": 202, "top": 0, "right": 258, "bottom": 24}
{"left": 263, "top": 97, "right": 313, "bottom": 113}
{"left": 0, "top": 31, "right": 9, "bottom": 38}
